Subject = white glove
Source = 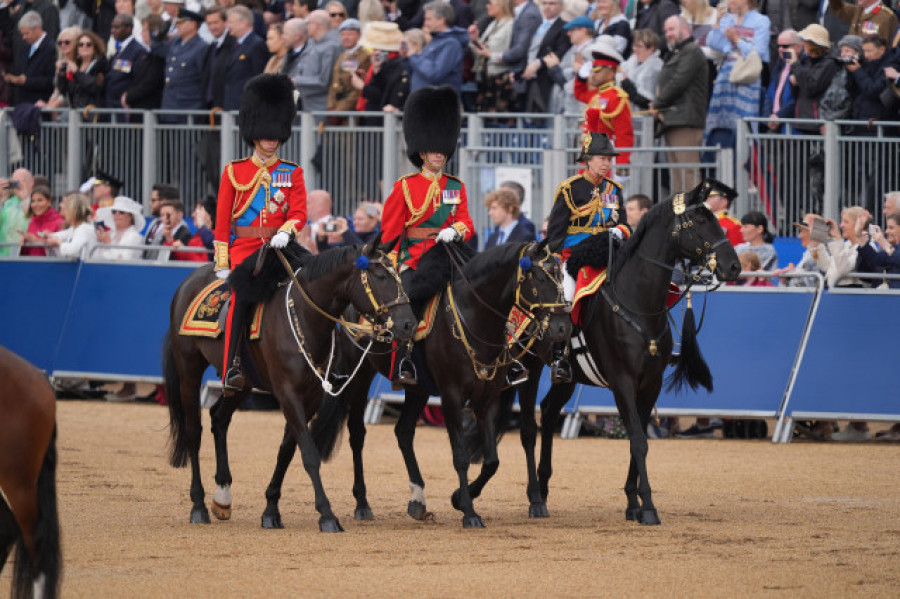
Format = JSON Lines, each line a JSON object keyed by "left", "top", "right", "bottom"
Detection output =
{"left": 215, "top": 268, "right": 230, "bottom": 280}
{"left": 271, "top": 231, "right": 290, "bottom": 248}
{"left": 610, "top": 227, "right": 624, "bottom": 241}
{"left": 577, "top": 62, "right": 592, "bottom": 79}
{"left": 436, "top": 227, "right": 459, "bottom": 244}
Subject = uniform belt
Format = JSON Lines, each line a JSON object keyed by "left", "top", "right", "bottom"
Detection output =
{"left": 233, "top": 226, "right": 279, "bottom": 238}
{"left": 406, "top": 227, "right": 442, "bottom": 240}
{"left": 568, "top": 225, "right": 608, "bottom": 235}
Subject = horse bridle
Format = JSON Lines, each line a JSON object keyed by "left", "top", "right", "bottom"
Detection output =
{"left": 603, "top": 194, "right": 729, "bottom": 356}
{"left": 446, "top": 243, "right": 567, "bottom": 380}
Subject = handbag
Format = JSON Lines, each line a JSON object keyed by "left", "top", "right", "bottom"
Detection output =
{"left": 729, "top": 49, "right": 762, "bottom": 85}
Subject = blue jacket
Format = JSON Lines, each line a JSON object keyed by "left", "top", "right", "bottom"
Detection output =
{"left": 408, "top": 28, "right": 467, "bottom": 94}
{"left": 105, "top": 38, "right": 148, "bottom": 109}
{"left": 160, "top": 34, "right": 210, "bottom": 123}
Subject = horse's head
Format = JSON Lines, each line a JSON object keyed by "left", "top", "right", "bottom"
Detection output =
{"left": 671, "top": 188, "right": 741, "bottom": 282}
{"left": 351, "top": 233, "right": 416, "bottom": 342}
{"left": 516, "top": 240, "right": 572, "bottom": 343}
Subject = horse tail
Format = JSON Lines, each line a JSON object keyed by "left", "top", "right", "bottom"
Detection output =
{"left": 12, "top": 426, "right": 61, "bottom": 599}
{"left": 466, "top": 387, "right": 514, "bottom": 464}
{"left": 666, "top": 302, "right": 713, "bottom": 393}
{"left": 163, "top": 332, "right": 189, "bottom": 468}
{"left": 310, "top": 392, "right": 349, "bottom": 462}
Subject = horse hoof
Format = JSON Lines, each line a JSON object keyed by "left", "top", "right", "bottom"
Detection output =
{"left": 261, "top": 512, "right": 284, "bottom": 529}
{"left": 462, "top": 515, "right": 486, "bottom": 528}
{"left": 625, "top": 507, "right": 641, "bottom": 522}
{"left": 450, "top": 490, "right": 462, "bottom": 511}
{"left": 189, "top": 506, "right": 211, "bottom": 524}
{"left": 355, "top": 507, "right": 375, "bottom": 521}
{"left": 319, "top": 516, "right": 344, "bottom": 533}
{"left": 529, "top": 503, "right": 549, "bottom": 518}
{"left": 407, "top": 500, "right": 427, "bottom": 521}
{"left": 211, "top": 500, "right": 232, "bottom": 521}
{"left": 638, "top": 509, "right": 661, "bottom": 526}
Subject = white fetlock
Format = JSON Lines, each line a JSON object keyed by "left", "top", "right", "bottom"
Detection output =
{"left": 33, "top": 573, "right": 46, "bottom": 599}
{"left": 409, "top": 482, "right": 426, "bottom": 505}
{"left": 211, "top": 484, "right": 232, "bottom": 520}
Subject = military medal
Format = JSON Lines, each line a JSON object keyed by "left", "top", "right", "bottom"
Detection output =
{"left": 442, "top": 189, "right": 461, "bottom": 205}
{"left": 273, "top": 189, "right": 285, "bottom": 202}
{"left": 274, "top": 171, "right": 292, "bottom": 187}
{"left": 600, "top": 194, "right": 619, "bottom": 210}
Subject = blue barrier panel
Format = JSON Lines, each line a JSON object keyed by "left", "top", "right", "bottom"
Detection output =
{"left": 653, "top": 287, "right": 816, "bottom": 416}
{"left": 52, "top": 261, "right": 202, "bottom": 379}
{"left": 783, "top": 289, "right": 900, "bottom": 420}
{"left": 0, "top": 259, "right": 80, "bottom": 370}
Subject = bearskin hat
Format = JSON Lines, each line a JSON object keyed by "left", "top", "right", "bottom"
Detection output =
{"left": 403, "top": 86, "right": 461, "bottom": 168}
{"left": 238, "top": 74, "right": 297, "bottom": 146}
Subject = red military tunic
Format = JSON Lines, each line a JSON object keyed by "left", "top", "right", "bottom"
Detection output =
{"left": 381, "top": 168, "right": 474, "bottom": 270}
{"left": 716, "top": 210, "right": 743, "bottom": 247}
{"left": 213, "top": 153, "right": 307, "bottom": 270}
{"left": 574, "top": 79, "right": 634, "bottom": 167}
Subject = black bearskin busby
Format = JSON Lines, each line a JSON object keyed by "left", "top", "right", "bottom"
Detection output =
{"left": 238, "top": 74, "right": 297, "bottom": 147}
{"left": 403, "top": 86, "right": 461, "bottom": 168}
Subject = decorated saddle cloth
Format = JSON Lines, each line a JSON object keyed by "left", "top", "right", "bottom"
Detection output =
{"left": 569, "top": 267, "right": 683, "bottom": 325}
{"left": 178, "top": 279, "right": 265, "bottom": 339}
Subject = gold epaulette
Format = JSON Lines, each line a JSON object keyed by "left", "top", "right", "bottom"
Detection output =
{"left": 444, "top": 173, "right": 462, "bottom": 183}
{"left": 552, "top": 174, "right": 581, "bottom": 202}
{"left": 276, "top": 159, "right": 299, "bottom": 168}
{"left": 227, "top": 156, "right": 253, "bottom": 167}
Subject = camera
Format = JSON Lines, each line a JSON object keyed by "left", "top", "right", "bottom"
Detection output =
{"left": 10, "top": 180, "right": 19, "bottom": 189}
{"left": 323, "top": 220, "right": 338, "bottom": 233}
{"left": 839, "top": 55, "right": 857, "bottom": 64}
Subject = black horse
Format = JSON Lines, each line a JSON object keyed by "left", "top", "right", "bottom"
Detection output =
{"left": 514, "top": 190, "right": 741, "bottom": 524}
{"left": 164, "top": 240, "right": 416, "bottom": 532}
{"left": 262, "top": 241, "right": 572, "bottom": 528}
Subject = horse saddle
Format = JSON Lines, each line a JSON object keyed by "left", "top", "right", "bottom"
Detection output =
{"left": 178, "top": 279, "right": 265, "bottom": 339}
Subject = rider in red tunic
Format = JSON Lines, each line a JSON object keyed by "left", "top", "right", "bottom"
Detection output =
{"left": 213, "top": 74, "right": 307, "bottom": 394}
{"left": 380, "top": 86, "right": 474, "bottom": 384}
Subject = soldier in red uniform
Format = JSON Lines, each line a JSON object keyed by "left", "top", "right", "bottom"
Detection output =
{"left": 573, "top": 41, "right": 634, "bottom": 174}
{"left": 380, "top": 85, "right": 474, "bottom": 384}
{"left": 213, "top": 74, "right": 307, "bottom": 394}
{"left": 702, "top": 181, "right": 741, "bottom": 247}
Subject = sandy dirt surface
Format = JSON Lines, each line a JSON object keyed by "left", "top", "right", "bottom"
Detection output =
{"left": 2, "top": 401, "right": 899, "bottom": 598}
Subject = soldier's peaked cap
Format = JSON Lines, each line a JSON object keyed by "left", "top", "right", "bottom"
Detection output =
{"left": 403, "top": 86, "right": 461, "bottom": 168}
{"left": 238, "top": 74, "right": 297, "bottom": 146}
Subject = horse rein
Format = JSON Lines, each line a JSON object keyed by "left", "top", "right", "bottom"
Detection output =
{"left": 603, "top": 195, "right": 729, "bottom": 356}
{"left": 445, "top": 243, "right": 567, "bottom": 380}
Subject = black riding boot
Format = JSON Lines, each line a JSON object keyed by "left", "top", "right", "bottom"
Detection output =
{"left": 549, "top": 344, "right": 572, "bottom": 384}
{"left": 223, "top": 300, "right": 250, "bottom": 396}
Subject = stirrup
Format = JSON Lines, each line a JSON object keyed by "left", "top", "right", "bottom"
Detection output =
{"left": 393, "top": 356, "right": 417, "bottom": 386}
{"left": 506, "top": 360, "right": 530, "bottom": 386}
{"left": 223, "top": 364, "right": 246, "bottom": 395}
{"left": 550, "top": 358, "right": 573, "bottom": 384}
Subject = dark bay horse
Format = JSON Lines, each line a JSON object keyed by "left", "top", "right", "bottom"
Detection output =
{"left": 515, "top": 190, "right": 741, "bottom": 524}
{"left": 263, "top": 241, "right": 572, "bottom": 528}
{"left": 164, "top": 241, "right": 416, "bottom": 532}
{"left": 0, "top": 347, "right": 61, "bottom": 599}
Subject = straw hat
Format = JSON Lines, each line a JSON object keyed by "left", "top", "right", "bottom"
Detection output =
{"left": 96, "top": 196, "right": 146, "bottom": 232}
{"left": 361, "top": 21, "right": 403, "bottom": 52}
{"left": 798, "top": 24, "right": 831, "bottom": 48}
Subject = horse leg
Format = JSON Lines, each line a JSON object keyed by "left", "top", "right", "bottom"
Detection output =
{"left": 179, "top": 367, "right": 210, "bottom": 524}
{"left": 618, "top": 384, "right": 662, "bottom": 526}
{"left": 623, "top": 458, "right": 641, "bottom": 521}
{"left": 537, "top": 381, "right": 577, "bottom": 503}
{"left": 452, "top": 397, "right": 500, "bottom": 511}
{"left": 516, "top": 362, "right": 548, "bottom": 517}
{"left": 261, "top": 423, "right": 296, "bottom": 529}
{"left": 208, "top": 391, "right": 249, "bottom": 521}
{"left": 394, "top": 388, "right": 431, "bottom": 521}
{"left": 280, "top": 389, "right": 343, "bottom": 533}
{"left": 442, "top": 390, "right": 485, "bottom": 528}
{"left": 347, "top": 386, "right": 374, "bottom": 521}
{"left": 0, "top": 499, "right": 13, "bottom": 572}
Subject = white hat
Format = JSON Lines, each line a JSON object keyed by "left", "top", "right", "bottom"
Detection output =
{"left": 361, "top": 21, "right": 403, "bottom": 52}
{"left": 96, "top": 196, "right": 146, "bottom": 232}
{"left": 581, "top": 35, "right": 620, "bottom": 62}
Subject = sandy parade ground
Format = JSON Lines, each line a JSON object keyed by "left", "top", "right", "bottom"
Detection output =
{"left": 2, "top": 400, "right": 899, "bottom": 598}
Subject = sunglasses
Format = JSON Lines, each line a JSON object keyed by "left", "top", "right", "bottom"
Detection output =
{"left": 112, "top": 209, "right": 126, "bottom": 214}
{"left": 777, "top": 44, "right": 792, "bottom": 48}
{"left": 329, "top": 11, "right": 346, "bottom": 17}
{"left": 77, "top": 41, "right": 94, "bottom": 47}
{"left": 58, "top": 39, "right": 72, "bottom": 46}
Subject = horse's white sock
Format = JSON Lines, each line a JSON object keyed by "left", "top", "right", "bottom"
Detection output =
{"left": 409, "top": 482, "right": 426, "bottom": 505}
{"left": 214, "top": 484, "right": 232, "bottom": 506}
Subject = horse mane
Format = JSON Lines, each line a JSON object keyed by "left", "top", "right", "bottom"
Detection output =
{"left": 460, "top": 241, "right": 526, "bottom": 281}
{"left": 303, "top": 245, "right": 357, "bottom": 280}
{"left": 610, "top": 197, "right": 673, "bottom": 277}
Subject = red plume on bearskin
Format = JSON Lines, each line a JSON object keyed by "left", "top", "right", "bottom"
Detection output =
{"left": 584, "top": 107, "right": 602, "bottom": 133}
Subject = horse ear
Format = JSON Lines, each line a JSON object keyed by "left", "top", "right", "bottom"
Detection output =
{"left": 377, "top": 232, "right": 400, "bottom": 255}
{"left": 367, "top": 231, "right": 385, "bottom": 256}
{"left": 536, "top": 238, "right": 548, "bottom": 254}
